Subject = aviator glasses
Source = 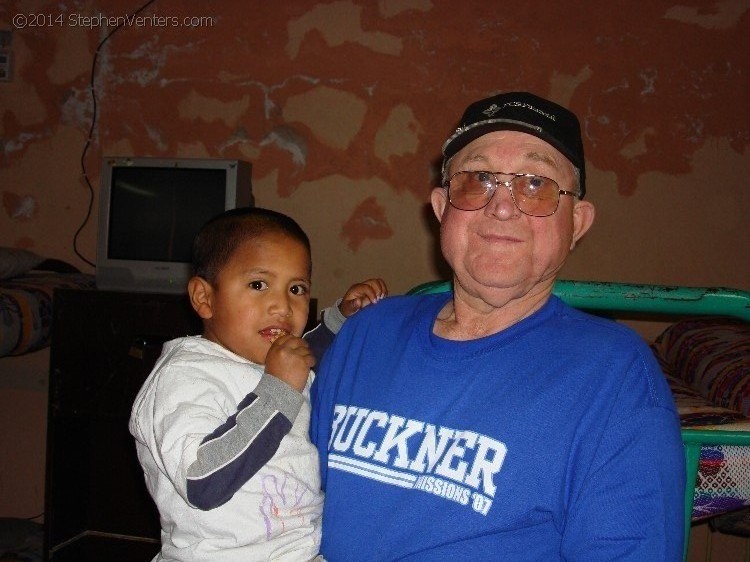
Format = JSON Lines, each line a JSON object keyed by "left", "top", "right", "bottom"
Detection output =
{"left": 443, "top": 171, "right": 579, "bottom": 217}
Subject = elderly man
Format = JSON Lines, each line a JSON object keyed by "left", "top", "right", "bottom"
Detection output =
{"left": 310, "top": 92, "right": 684, "bottom": 561}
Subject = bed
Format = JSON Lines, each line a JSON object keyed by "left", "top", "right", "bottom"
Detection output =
{"left": 408, "top": 279, "right": 750, "bottom": 561}
{"left": 0, "top": 248, "right": 95, "bottom": 359}
{"left": 0, "top": 248, "right": 96, "bottom": 527}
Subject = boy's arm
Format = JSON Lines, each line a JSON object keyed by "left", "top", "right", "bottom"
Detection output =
{"left": 303, "top": 300, "right": 346, "bottom": 366}
{"left": 185, "top": 373, "right": 304, "bottom": 510}
{"left": 304, "top": 278, "right": 387, "bottom": 366}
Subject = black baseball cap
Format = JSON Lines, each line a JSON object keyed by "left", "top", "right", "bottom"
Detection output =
{"left": 442, "top": 92, "right": 586, "bottom": 198}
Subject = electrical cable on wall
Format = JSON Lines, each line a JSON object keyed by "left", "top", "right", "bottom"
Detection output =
{"left": 74, "top": 0, "right": 158, "bottom": 268}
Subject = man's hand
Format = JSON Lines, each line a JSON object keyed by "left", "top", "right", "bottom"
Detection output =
{"left": 264, "top": 335, "right": 315, "bottom": 392}
{"left": 339, "top": 278, "right": 388, "bottom": 318}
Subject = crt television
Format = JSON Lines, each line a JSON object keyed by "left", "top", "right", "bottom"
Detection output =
{"left": 96, "top": 156, "right": 253, "bottom": 294}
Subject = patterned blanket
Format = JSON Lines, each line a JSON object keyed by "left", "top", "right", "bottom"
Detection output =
{"left": 654, "top": 318, "right": 750, "bottom": 521}
{"left": 0, "top": 272, "right": 95, "bottom": 357}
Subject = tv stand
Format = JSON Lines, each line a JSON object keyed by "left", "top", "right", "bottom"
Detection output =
{"left": 44, "top": 289, "right": 317, "bottom": 560}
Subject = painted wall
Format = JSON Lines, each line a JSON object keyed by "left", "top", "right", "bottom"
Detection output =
{"left": 1, "top": 0, "right": 748, "bottom": 307}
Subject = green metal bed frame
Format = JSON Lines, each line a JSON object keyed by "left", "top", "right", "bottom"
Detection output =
{"left": 407, "top": 279, "right": 750, "bottom": 561}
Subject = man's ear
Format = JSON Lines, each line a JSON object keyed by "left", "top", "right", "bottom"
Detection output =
{"left": 431, "top": 187, "right": 448, "bottom": 223}
{"left": 188, "top": 276, "right": 214, "bottom": 320}
{"left": 570, "top": 200, "right": 596, "bottom": 250}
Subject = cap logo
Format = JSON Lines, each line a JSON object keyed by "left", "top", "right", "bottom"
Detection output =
{"left": 505, "top": 101, "right": 557, "bottom": 122}
{"left": 482, "top": 104, "right": 502, "bottom": 117}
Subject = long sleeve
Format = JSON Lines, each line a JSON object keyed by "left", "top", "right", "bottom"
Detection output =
{"left": 186, "top": 372, "right": 304, "bottom": 510}
{"left": 304, "top": 301, "right": 345, "bottom": 367}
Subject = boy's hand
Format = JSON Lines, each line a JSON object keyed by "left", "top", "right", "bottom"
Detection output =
{"left": 339, "top": 278, "right": 388, "bottom": 318}
{"left": 264, "top": 335, "right": 315, "bottom": 392}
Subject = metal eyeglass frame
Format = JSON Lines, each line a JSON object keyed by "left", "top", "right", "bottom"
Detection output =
{"left": 443, "top": 170, "right": 579, "bottom": 217}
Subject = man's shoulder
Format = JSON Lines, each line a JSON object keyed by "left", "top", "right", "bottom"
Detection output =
{"left": 554, "top": 298, "right": 647, "bottom": 345}
{"left": 347, "top": 293, "right": 443, "bottom": 325}
{"left": 332, "top": 294, "right": 443, "bottom": 348}
{"left": 552, "top": 299, "right": 676, "bottom": 408}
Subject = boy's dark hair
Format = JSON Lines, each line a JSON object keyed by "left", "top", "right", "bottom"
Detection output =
{"left": 192, "top": 207, "right": 311, "bottom": 283}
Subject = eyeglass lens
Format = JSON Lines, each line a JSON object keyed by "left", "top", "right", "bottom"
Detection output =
{"left": 448, "top": 171, "right": 560, "bottom": 216}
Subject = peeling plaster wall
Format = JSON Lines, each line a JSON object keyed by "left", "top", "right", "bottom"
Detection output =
{"left": 1, "top": 0, "right": 748, "bottom": 311}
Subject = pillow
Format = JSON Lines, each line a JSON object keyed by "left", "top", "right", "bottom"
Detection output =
{"left": 35, "top": 258, "right": 80, "bottom": 274}
{"left": 653, "top": 317, "right": 750, "bottom": 416}
{"left": 0, "top": 247, "right": 45, "bottom": 280}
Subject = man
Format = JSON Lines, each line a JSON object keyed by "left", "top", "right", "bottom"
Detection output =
{"left": 310, "top": 92, "right": 684, "bottom": 561}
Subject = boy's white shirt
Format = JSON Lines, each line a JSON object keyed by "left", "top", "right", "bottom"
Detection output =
{"left": 129, "top": 336, "right": 322, "bottom": 562}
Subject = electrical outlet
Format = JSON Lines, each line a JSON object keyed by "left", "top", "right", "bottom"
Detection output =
{"left": 0, "top": 50, "right": 12, "bottom": 81}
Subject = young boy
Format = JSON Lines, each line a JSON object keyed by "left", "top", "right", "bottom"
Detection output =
{"left": 129, "top": 207, "right": 386, "bottom": 561}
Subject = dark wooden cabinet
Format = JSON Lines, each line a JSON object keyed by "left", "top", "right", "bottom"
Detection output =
{"left": 44, "top": 289, "right": 202, "bottom": 561}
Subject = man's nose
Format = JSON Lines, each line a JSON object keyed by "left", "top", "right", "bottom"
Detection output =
{"left": 484, "top": 182, "right": 520, "bottom": 220}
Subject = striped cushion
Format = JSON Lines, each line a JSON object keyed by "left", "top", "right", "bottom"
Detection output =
{"left": 653, "top": 317, "right": 750, "bottom": 417}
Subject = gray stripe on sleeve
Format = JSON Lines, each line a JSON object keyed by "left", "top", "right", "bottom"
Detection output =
{"left": 254, "top": 372, "right": 305, "bottom": 422}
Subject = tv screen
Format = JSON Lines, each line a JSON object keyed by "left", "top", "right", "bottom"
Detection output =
{"left": 96, "top": 157, "right": 253, "bottom": 294}
{"left": 108, "top": 167, "right": 227, "bottom": 262}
